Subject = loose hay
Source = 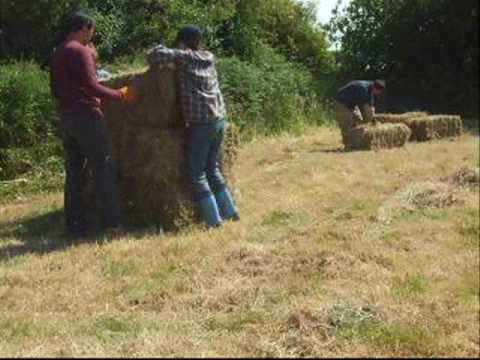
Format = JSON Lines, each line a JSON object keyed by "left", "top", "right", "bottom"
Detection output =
{"left": 451, "top": 165, "right": 480, "bottom": 187}
{"left": 83, "top": 64, "right": 240, "bottom": 230}
{"left": 377, "top": 181, "right": 460, "bottom": 225}
{"left": 399, "top": 181, "right": 459, "bottom": 208}
{"left": 344, "top": 123, "right": 411, "bottom": 151}
{"left": 375, "top": 112, "right": 463, "bottom": 142}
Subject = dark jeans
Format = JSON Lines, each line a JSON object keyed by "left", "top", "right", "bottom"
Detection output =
{"left": 61, "top": 110, "right": 121, "bottom": 235}
{"left": 186, "top": 120, "right": 228, "bottom": 200}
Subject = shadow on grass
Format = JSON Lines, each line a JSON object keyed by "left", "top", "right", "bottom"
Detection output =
{"left": 463, "top": 118, "right": 479, "bottom": 136}
{"left": 0, "top": 209, "right": 76, "bottom": 261}
{"left": 0, "top": 209, "right": 165, "bottom": 261}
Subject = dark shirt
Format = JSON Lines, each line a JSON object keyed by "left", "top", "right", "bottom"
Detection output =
{"left": 50, "top": 40, "right": 121, "bottom": 115}
{"left": 335, "top": 80, "right": 374, "bottom": 110}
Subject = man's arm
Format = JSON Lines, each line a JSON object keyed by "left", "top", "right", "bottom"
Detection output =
{"left": 147, "top": 45, "right": 194, "bottom": 67}
{"left": 361, "top": 104, "right": 375, "bottom": 123}
{"left": 71, "top": 46, "right": 123, "bottom": 100}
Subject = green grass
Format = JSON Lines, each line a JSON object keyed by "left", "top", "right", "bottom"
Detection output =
{"left": 457, "top": 208, "right": 480, "bottom": 247}
{"left": 393, "top": 274, "right": 431, "bottom": 300}
{"left": 94, "top": 316, "right": 144, "bottom": 341}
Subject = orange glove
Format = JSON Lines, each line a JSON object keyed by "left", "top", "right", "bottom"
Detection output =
{"left": 119, "top": 86, "right": 137, "bottom": 103}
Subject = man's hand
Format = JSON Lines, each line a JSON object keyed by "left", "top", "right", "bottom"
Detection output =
{"left": 119, "top": 86, "right": 137, "bottom": 103}
{"left": 353, "top": 108, "right": 363, "bottom": 125}
{"left": 175, "top": 56, "right": 187, "bottom": 70}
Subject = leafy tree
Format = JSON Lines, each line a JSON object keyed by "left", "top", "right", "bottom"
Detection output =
{"left": 328, "top": 0, "right": 479, "bottom": 116}
{"left": 219, "top": 0, "right": 334, "bottom": 75}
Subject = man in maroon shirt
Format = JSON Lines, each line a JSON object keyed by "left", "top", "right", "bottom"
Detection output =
{"left": 50, "top": 12, "right": 133, "bottom": 239}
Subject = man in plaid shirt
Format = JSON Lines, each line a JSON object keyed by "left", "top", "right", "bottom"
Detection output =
{"left": 147, "top": 26, "right": 239, "bottom": 228}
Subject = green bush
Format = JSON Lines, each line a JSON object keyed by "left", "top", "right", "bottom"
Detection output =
{"left": 218, "top": 43, "right": 328, "bottom": 137}
{"left": 0, "top": 62, "right": 57, "bottom": 149}
{"left": 0, "top": 62, "right": 61, "bottom": 184}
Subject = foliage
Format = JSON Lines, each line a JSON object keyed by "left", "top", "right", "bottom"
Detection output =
{"left": 327, "top": 0, "right": 479, "bottom": 116}
{"left": 0, "top": 0, "right": 335, "bottom": 184}
{"left": 219, "top": 44, "right": 325, "bottom": 136}
{"left": 0, "top": 62, "right": 61, "bottom": 184}
{"left": 0, "top": 62, "right": 57, "bottom": 149}
{"left": 218, "top": 0, "right": 335, "bottom": 75}
{"left": 0, "top": 0, "right": 333, "bottom": 74}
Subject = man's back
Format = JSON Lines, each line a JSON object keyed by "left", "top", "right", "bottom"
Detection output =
{"left": 336, "top": 80, "right": 374, "bottom": 110}
{"left": 147, "top": 46, "right": 226, "bottom": 124}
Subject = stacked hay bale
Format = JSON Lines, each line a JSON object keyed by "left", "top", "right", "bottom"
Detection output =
{"left": 374, "top": 112, "right": 463, "bottom": 141}
{"left": 344, "top": 123, "right": 412, "bottom": 151}
{"left": 408, "top": 115, "right": 463, "bottom": 141}
{"left": 373, "top": 111, "right": 429, "bottom": 124}
{"left": 84, "top": 64, "right": 240, "bottom": 230}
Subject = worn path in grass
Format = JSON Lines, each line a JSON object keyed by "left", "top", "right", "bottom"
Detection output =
{"left": 0, "top": 125, "right": 479, "bottom": 357}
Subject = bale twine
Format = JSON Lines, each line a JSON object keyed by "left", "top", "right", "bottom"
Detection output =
{"left": 344, "top": 123, "right": 412, "bottom": 151}
{"left": 83, "top": 64, "right": 240, "bottom": 230}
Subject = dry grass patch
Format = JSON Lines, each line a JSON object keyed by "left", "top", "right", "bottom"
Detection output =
{"left": 450, "top": 164, "right": 480, "bottom": 187}
{"left": 0, "top": 125, "right": 478, "bottom": 357}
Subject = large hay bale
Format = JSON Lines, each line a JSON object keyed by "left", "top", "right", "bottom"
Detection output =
{"left": 344, "top": 123, "right": 411, "bottom": 151}
{"left": 408, "top": 115, "right": 463, "bottom": 141}
{"left": 102, "top": 65, "right": 183, "bottom": 130}
{"left": 84, "top": 64, "right": 240, "bottom": 230}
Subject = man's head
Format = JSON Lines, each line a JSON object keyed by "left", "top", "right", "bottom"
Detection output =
{"left": 68, "top": 11, "right": 96, "bottom": 45}
{"left": 372, "top": 79, "right": 386, "bottom": 96}
{"left": 176, "top": 25, "right": 202, "bottom": 50}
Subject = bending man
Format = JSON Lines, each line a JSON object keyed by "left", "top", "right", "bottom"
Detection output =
{"left": 335, "top": 80, "right": 386, "bottom": 149}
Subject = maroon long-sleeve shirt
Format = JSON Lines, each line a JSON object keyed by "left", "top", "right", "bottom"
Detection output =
{"left": 50, "top": 40, "right": 122, "bottom": 115}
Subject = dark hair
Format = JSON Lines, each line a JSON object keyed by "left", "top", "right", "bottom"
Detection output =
{"left": 374, "top": 79, "right": 386, "bottom": 90}
{"left": 176, "top": 25, "right": 203, "bottom": 49}
{"left": 68, "top": 11, "right": 96, "bottom": 33}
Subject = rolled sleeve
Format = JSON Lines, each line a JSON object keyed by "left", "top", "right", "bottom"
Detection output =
{"left": 147, "top": 45, "right": 193, "bottom": 66}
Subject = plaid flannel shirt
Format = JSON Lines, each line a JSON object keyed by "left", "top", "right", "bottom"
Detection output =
{"left": 147, "top": 45, "right": 226, "bottom": 125}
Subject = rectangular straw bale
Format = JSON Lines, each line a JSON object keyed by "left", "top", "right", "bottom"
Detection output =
{"left": 374, "top": 111, "right": 429, "bottom": 124}
{"left": 101, "top": 65, "right": 184, "bottom": 129}
{"left": 219, "top": 123, "right": 241, "bottom": 185}
{"left": 84, "top": 63, "right": 241, "bottom": 230}
{"left": 344, "top": 123, "right": 412, "bottom": 151}
{"left": 117, "top": 126, "right": 196, "bottom": 228}
{"left": 409, "top": 115, "right": 463, "bottom": 141}
{"left": 116, "top": 125, "right": 238, "bottom": 229}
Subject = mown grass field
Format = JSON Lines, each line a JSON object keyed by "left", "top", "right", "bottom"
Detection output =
{"left": 0, "top": 124, "right": 479, "bottom": 357}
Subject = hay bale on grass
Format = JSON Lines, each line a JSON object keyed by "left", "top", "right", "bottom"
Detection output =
{"left": 83, "top": 64, "right": 240, "bottom": 230}
{"left": 375, "top": 112, "right": 463, "bottom": 141}
{"left": 409, "top": 115, "right": 463, "bottom": 141}
{"left": 344, "top": 123, "right": 411, "bottom": 151}
{"left": 374, "top": 111, "right": 429, "bottom": 124}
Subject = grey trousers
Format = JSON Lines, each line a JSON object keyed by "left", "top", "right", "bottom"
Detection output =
{"left": 61, "top": 110, "right": 121, "bottom": 234}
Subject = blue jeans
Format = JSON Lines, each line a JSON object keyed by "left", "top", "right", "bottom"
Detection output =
{"left": 186, "top": 120, "right": 228, "bottom": 200}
